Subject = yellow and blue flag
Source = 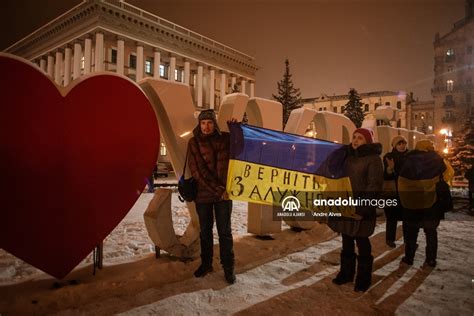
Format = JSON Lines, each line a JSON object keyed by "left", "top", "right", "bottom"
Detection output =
{"left": 226, "top": 123, "right": 355, "bottom": 216}
{"left": 398, "top": 151, "right": 447, "bottom": 210}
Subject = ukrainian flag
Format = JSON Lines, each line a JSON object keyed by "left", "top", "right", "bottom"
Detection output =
{"left": 398, "top": 151, "right": 447, "bottom": 209}
{"left": 226, "top": 123, "right": 355, "bottom": 216}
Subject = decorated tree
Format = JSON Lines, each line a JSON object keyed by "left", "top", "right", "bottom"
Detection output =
{"left": 447, "top": 115, "right": 474, "bottom": 174}
{"left": 344, "top": 88, "right": 365, "bottom": 128}
{"left": 420, "top": 119, "right": 427, "bottom": 134}
{"left": 272, "top": 59, "right": 302, "bottom": 127}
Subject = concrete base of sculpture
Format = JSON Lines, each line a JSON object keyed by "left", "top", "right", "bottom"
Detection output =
{"left": 247, "top": 204, "right": 281, "bottom": 235}
{"left": 143, "top": 189, "right": 199, "bottom": 259}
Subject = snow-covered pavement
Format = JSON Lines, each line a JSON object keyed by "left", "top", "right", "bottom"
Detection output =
{"left": 0, "top": 191, "right": 473, "bottom": 315}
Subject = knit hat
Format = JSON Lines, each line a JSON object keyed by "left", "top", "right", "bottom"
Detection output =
{"left": 193, "top": 109, "right": 221, "bottom": 136}
{"left": 353, "top": 128, "right": 374, "bottom": 144}
{"left": 391, "top": 135, "right": 407, "bottom": 148}
{"left": 415, "top": 139, "right": 434, "bottom": 152}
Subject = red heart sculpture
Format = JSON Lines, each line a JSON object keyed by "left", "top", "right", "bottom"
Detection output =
{"left": 0, "top": 54, "right": 159, "bottom": 279}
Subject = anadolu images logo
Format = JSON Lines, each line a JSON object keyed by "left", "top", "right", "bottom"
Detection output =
{"left": 281, "top": 196, "right": 300, "bottom": 212}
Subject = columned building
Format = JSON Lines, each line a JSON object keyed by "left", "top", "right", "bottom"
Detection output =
{"left": 4, "top": 0, "right": 257, "bottom": 110}
{"left": 432, "top": 0, "right": 474, "bottom": 135}
{"left": 301, "top": 90, "right": 408, "bottom": 128}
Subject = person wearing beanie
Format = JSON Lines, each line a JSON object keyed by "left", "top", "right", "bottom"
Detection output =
{"left": 414, "top": 139, "right": 435, "bottom": 152}
{"left": 329, "top": 128, "right": 383, "bottom": 292}
{"left": 397, "top": 138, "right": 449, "bottom": 268}
{"left": 187, "top": 109, "right": 236, "bottom": 284}
{"left": 382, "top": 135, "right": 409, "bottom": 248}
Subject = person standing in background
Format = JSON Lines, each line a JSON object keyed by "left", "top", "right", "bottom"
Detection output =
{"left": 383, "top": 136, "right": 409, "bottom": 248}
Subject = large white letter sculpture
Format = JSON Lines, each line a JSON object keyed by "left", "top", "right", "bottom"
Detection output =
{"left": 140, "top": 78, "right": 200, "bottom": 258}
{"left": 138, "top": 78, "right": 440, "bottom": 246}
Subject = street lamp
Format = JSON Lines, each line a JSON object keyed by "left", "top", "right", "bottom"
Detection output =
{"left": 439, "top": 128, "right": 452, "bottom": 154}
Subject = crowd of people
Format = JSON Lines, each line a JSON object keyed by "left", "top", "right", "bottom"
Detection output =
{"left": 184, "top": 109, "right": 460, "bottom": 291}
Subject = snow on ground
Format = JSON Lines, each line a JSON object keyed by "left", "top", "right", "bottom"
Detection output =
{"left": 0, "top": 187, "right": 473, "bottom": 315}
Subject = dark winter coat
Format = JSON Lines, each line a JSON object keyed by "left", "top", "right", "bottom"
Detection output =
{"left": 328, "top": 143, "right": 384, "bottom": 237}
{"left": 398, "top": 150, "right": 447, "bottom": 222}
{"left": 383, "top": 148, "right": 408, "bottom": 181}
{"left": 187, "top": 130, "right": 230, "bottom": 204}
{"left": 382, "top": 148, "right": 408, "bottom": 220}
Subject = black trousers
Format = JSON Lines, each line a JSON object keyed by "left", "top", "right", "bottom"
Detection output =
{"left": 342, "top": 234, "right": 371, "bottom": 257}
{"left": 196, "top": 200, "right": 234, "bottom": 268}
{"left": 403, "top": 218, "right": 440, "bottom": 262}
{"left": 384, "top": 206, "right": 402, "bottom": 242}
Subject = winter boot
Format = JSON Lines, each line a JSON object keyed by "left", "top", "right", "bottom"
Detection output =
{"left": 401, "top": 243, "right": 418, "bottom": 265}
{"left": 332, "top": 252, "right": 356, "bottom": 285}
{"left": 194, "top": 264, "right": 213, "bottom": 278}
{"left": 224, "top": 266, "right": 236, "bottom": 284}
{"left": 354, "top": 255, "right": 373, "bottom": 292}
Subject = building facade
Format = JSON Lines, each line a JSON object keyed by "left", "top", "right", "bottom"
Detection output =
{"left": 4, "top": 0, "right": 257, "bottom": 110}
{"left": 301, "top": 90, "right": 408, "bottom": 128}
{"left": 407, "top": 99, "right": 435, "bottom": 134}
{"left": 432, "top": 0, "right": 474, "bottom": 135}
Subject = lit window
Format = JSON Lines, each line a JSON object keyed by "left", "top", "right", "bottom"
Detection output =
{"left": 175, "top": 69, "right": 179, "bottom": 81}
{"left": 447, "top": 80, "right": 454, "bottom": 92}
{"left": 446, "top": 49, "right": 455, "bottom": 62}
{"left": 160, "top": 143, "right": 167, "bottom": 156}
{"left": 159, "top": 64, "right": 165, "bottom": 78}
{"left": 145, "top": 60, "right": 152, "bottom": 74}
{"left": 81, "top": 56, "right": 84, "bottom": 69}
{"left": 428, "top": 125, "right": 433, "bottom": 131}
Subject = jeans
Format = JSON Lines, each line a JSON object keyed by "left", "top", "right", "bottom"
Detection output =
{"left": 196, "top": 200, "right": 234, "bottom": 268}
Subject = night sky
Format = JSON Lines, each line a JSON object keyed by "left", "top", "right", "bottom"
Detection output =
{"left": 0, "top": 0, "right": 465, "bottom": 101}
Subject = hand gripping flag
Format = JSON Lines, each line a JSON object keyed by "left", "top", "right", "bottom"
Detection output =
{"left": 226, "top": 123, "right": 356, "bottom": 217}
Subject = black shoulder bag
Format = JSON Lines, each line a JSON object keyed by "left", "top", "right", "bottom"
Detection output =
{"left": 178, "top": 145, "right": 198, "bottom": 202}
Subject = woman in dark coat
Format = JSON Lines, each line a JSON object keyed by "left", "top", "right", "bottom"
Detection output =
{"left": 382, "top": 135, "right": 409, "bottom": 247}
{"left": 330, "top": 128, "right": 384, "bottom": 292}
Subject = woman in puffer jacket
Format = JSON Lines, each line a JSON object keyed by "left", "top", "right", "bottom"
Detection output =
{"left": 329, "top": 128, "right": 384, "bottom": 292}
